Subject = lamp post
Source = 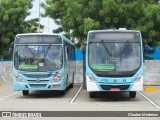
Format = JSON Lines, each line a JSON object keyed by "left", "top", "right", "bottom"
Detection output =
{"left": 38, "top": 0, "right": 40, "bottom": 32}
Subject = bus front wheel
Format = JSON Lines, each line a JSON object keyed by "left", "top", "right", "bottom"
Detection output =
{"left": 89, "top": 92, "right": 96, "bottom": 98}
{"left": 129, "top": 91, "right": 136, "bottom": 98}
{"left": 22, "top": 90, "right": 29, "bottom": 96}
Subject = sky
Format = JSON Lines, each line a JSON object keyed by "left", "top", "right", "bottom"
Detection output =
{"left": 25, "top": 0, "right": 58, "bottom": 33}
{"left": 17, "top": 0, "right": 160, "bottom": 33}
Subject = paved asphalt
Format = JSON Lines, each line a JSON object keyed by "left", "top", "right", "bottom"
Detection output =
{"left": 0, "top": 82, "right": 160, "bottom": 120}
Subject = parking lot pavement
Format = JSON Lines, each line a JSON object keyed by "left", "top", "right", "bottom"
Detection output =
{"left": 0, "top": 82, "right": 81, "bottom": 111}
{"left": 141, "top": 86, "right": 160, "bottom": 106}
{"left": 0, "top": 82, "right": 16, "bottom": 97}
{"left": 0, "top": 82, "right": 160, "bottom": 120}
{"left": 75, "top": 89, "right": 160, "bottom": 111}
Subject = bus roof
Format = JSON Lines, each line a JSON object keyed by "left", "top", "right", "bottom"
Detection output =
{"left": 16, "top": 33, "right": 74, "bottom": 46}
{"left": 88, "top": 29, "right": 140, "bottom": 33}
{"left": 16, "top": 33, "right": 61, "bottom": 36}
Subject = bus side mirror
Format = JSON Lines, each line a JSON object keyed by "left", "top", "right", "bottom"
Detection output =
{"left": 9, "top": 42, "right": 14, "bottom": 55}
{"left": 82, "top": 39, "right": 86, "bottom": 54}
{"left": 9, "top": 48, "right": 13, "bottom": 55}
{"left": 143, "top": 39, "right": 148, "bottom": 54}
{"left": 82, "top": 45, "right": 86, "bottom": 54}
{"left": 144, "top": 45, "right": 148, "bottom": 54}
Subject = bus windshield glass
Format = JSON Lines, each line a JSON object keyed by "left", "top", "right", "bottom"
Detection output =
{"left": 88, "top": 32, "right": 141, "bottom": 72}
{"left": 14, "top": 45, "right": 62, "bottom": 72}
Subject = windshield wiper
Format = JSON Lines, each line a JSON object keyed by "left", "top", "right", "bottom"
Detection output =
{"left": 45, "top": 44, "right": 51, "bottom": 56}
{"left": 100, "top": 40, "right": 112, "bottom": 57}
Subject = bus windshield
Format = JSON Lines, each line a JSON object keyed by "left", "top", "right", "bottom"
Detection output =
{"left": 88, "top": 32, "right": 141, "bottom": 73}
{"left": 14, "top": 45, "right": 62, "bottom": 72}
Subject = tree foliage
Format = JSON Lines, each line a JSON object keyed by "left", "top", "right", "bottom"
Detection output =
{"left": 42, "top": 0, "right": 160, "bottom": 46}
{"left": 0, "top": 0, "right": 41, "bottom": 59}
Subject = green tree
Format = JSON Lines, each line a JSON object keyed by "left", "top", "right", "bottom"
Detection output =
{"left": 0, "top": 0, "right": 41, "bottom": 59}
{"left": 42, "top": 0, "right": 160, "bottom": 46}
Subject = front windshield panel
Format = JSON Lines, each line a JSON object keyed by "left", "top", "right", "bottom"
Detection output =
{"left": 14, "top": 45, "right": 62, "bottom": 72}
{"left": 89, "top": 42, "right": 141, "bottom": 72}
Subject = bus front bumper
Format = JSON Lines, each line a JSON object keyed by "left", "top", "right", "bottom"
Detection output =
{"left": 86, "top": 75, "right": 143, "bottom": 92}
{"left": 13, "top": 80, "right": 66, "bottom": 91}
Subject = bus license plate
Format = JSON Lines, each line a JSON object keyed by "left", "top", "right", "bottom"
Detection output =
{"left": 110, "top": 88, "right": 120, "bottom": 92}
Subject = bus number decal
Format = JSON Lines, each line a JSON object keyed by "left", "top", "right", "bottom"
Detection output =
{"left": 94, "top": 66, "right": 115, "bottom": 70}
{"left": 19, "top": 65, "right": 38, "bottom": 69}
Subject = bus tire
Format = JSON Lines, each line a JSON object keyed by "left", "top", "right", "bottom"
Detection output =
{"left": 129, "top": 91, "right": 136, "bottom": 98}
{"left": 60, "top": 90, "right": 66, "bottom": 95}
{"left": 89, "top": 92, "right": 96, "bottom": 98}
{"left": 22, "top": 90, "right": 29, "bottom": 96}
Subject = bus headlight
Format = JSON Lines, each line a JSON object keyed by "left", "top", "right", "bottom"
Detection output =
{"left": 134, "top": 74, "right": 142, "bottom": 83}
{"left": 15, "top": 75, "right": 24, "bottom": 82}
{"left": 87, "top": 74, "right": 97, "bottom": 83}
{"left": 52, "top": 71, "right": 62, "bottom": 82}
{"left": 53, "top": 75, "right": 62, "bottom": 82}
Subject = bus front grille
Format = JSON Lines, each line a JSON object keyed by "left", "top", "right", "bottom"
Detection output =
{"left": 29, "top": 84, "right": 47, "bottom": 88}
{"left": 100, "top": 85, "right": 130, "bottom": 91}
{"left": 23, "top": 74, "right": 52, "bottom": 78}
{"left": 27, "top": 80, "right": 49, "bottom": 83}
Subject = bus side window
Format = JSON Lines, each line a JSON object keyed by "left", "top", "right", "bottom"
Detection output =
{"left": 72, "top": 46, "right": 74, "bottom": 60}
{"left": 65, "top": 46, "right": 68, "bottom": 61}
{"left": 68, "top": 45, "right": 71, "bottom": 61}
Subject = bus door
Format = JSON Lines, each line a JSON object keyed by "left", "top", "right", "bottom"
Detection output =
{"left": 67, "top": 46, "right": 72, "bottom": 85}
{"left": 64, "top": 46, "right": 71, "bottom": 87}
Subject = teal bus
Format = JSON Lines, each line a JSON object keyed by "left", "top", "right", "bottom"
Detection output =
{"left": 83, "top": 29, "right": 143, "bottom": 98}
{"left": 13, "top": 33, "right": 76, "bottom": 96}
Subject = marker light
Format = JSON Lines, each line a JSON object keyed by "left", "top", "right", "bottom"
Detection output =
{"left": 134, "top": 74, "right": 142, "bottom": 83}
{"left": 87, "top": 74, "right": 97, "bottom": 83}
{"left": 52, "top": 85, "right": 61, "bottom": 88}
{"left": 119, "top": 28, "right": 127, "bottom": 30}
